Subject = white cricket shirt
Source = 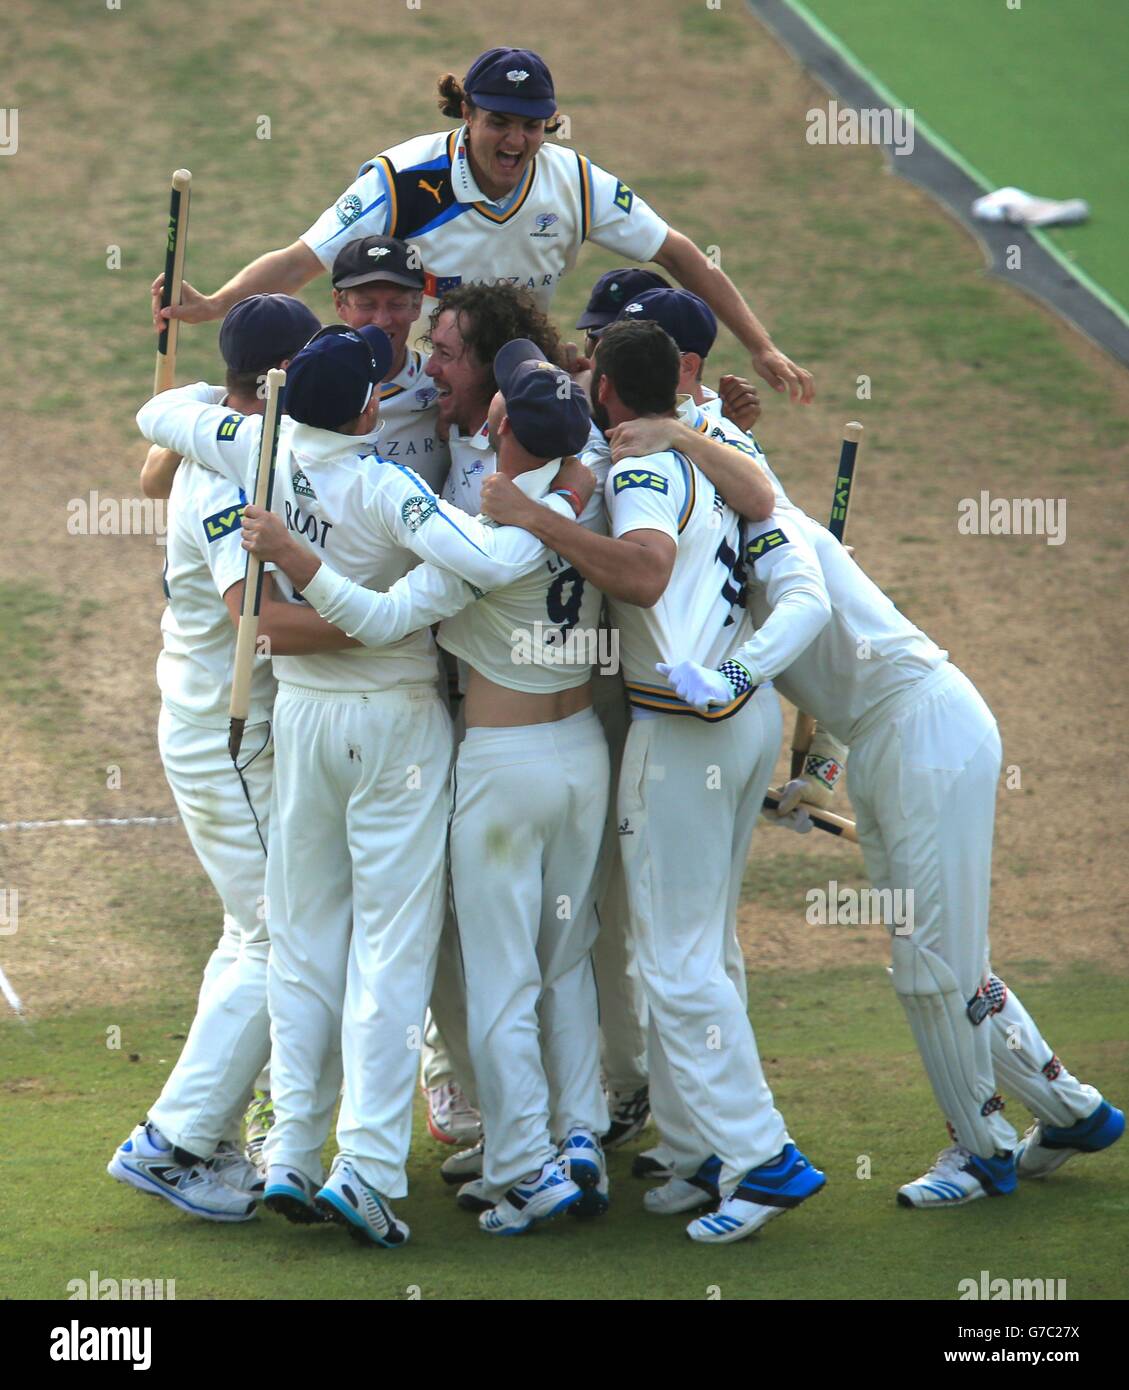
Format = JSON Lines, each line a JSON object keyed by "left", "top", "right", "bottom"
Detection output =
{"left": 302, "top": 127, "right": 670, "bottom": 329}
{"left": 602, "top": 448, "right": 755, "bottom": 720}
{"left": 137, "top": 386, "right": 574, "bottom": 695}
{"left": 301, "top": 461, "right": 605, "bottom": 694}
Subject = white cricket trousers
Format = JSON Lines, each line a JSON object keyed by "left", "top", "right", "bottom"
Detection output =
{"left": 451, "top": 709, "right": 610, "bottom": 1199}
{"left": 617, "top": 687, "right": 790, "bottom": 1191}
{"left": 148, "top": 705, "right": 273, "bottom": 1155}
{"left": 262, "top": 682, "right": 452, "bottom": 1197}
{"left": 849, "top": 664, "right": 1098, "bottom": 1155}
{"left": 591, "top": 670, "right": 649, "bottom": 1094}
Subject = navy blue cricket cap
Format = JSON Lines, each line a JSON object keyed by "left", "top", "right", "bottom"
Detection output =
{"left": 284, "top": 324, "right": 393, "bottom": 432}
{"left": 464, "top": 48, "right": 556, "bottom": 120}
{"left": 616, "top": 288, "right": 718, "bottom": 359}
{"left": 219, "top": 294, "right": 322, "bottom": 373}
{"left": 494, "top": 339, "right": 591, "bottom": 461}
{"left": 577, "top": 268, "right": 671, "bottom": 333}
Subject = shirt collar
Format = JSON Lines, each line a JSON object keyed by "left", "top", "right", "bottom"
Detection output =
{"left": 290, "top": 419, "right": 383, "bottom": 463}
{"left": 450, "top": 418, "right": 493, "bottom": 451}
{"left": 451, "top": 127, "right": 486, "bottom": 204}
{"left": 450, "top": 125, "right": 530, "bottom": 210}
{"left": 511, "top": 460, "right": 560, "bottom": 500}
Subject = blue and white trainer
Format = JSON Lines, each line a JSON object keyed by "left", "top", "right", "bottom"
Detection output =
{"left": 108, "top": 1122, "right": 257, "bottom": 1222}
{"left": 479, "top": 1158, "right": 581, "bottom": 1235}
{"left": 211, "top": 1141, "right": 265, "bottom": 1197}
{"left": 315, "top": 1156, "right": 409, "bottom": 1248}
{"left": 645, "top": 1154, "right": 721, "bottom": 1215}
{"left": 560, "top": 1126, "right": 609, "bottom": 1219}
{"left": 687, "top": 1144, "right": 826, "bottom": 1243}
{"left": 1015, "top": 1099, "right": 1124, "bottom": 1179}
{"left": 897, "top": 1143, "right": 1017, "bottom": 1209}
{"left": 263, "top": 1163, "right": 323, "bottom": 1225}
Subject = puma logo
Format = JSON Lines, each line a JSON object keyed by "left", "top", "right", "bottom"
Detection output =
{"left": 418, "top": 177, "right": 444, "bottom": 204}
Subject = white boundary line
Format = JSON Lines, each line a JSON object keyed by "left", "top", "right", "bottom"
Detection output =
{"left": 0, "top": 815, "right": 180, "bottom": 832}
{"left": 0, "top": 963, "right": 26, "bottom": 1019}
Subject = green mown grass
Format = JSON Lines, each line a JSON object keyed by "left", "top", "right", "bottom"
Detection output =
{"left": 1, "top": 962, "right": 1124, "bottom": 1300}
{"left": 798, "top": 0, "right": 1129, "bottom": 310}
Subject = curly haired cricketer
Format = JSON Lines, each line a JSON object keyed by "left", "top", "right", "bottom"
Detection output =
{"left": 151, "top": 47, "right": 813, "bottom": 404}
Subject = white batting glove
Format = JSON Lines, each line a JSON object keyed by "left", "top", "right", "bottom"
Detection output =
{"left": 772, "top": 777, "right": 808, "bottom": 817}
{"left": 801, "top": 727, "right": 849, "bottom": 808}
{"left": 656, "top": 659, "right": 751, "bottom": 711}
{"left": 762, "top": 804, "right": 813, "bottom": 834}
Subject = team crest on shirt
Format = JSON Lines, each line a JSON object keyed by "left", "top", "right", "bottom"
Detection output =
{"left": 202, "top": 502, "right": 246, "bottom": 542}
{"left": 336, "top": 193, "right": 362, "bottom": 227}
{"left": 402, "top": 494, "right": 438, "bottom": 531}
{"left": 613, "top": 180, "right": 635, "bottom": 213}
{"left": 292, "top": 467, "right": 316, "bottom": 499}
{"left": 613, "top": 469, "right": 668, "bottom": 494}
{"left": 531, "top": 212, "right": 560, "bottom": 238}
{"left": 745, "top": 528, "right": 788, "bottom": 560}
{"left": 413, "top": 385, "right": 439, "bottom": 408}
{"left": 506, "top": 69, "right": 530, "bottom": 84}
{"left": 216, "top": 412, "right": 245, "bottom": 441}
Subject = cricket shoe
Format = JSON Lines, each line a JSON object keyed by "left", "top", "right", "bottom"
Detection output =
{"left": 211, "top": 1141, "right": 265, "bottom": 1197}
{"left": 896, "top": 1144, "right": 1017, "bottom": 1209}
{"left": 644, "top": 1155, "right": 721, "bottom": 1215}
{"left": 315, "top": 1156, "right": 409, "bottom": 1248}
{"left": 108, "top": 1122, "right": 257, "bottom": 1223}
{"left": 560, "top": 1126, "right": 609, "bottom": 1219}
{"left": 1015, "top": 1099, "right": 1124, "bottom": 1179}
{"left": 478, "top": 1158, "right": 582, "bottom": 1235}
{"left": 687, "top": 1144, "right": 826, "bottom": 1244}
{"left": 263, "top": 1163, "right": 323, "bottom": 1225}
{"left": 603, "top": 1085, "right": 650, "bottom": 1149}
{"left": 441, "top": 1139, "right": 484, "bottom": 1186}
{"left": 243, "top": 1090, "right": 275, "bottom": 1170}
{"left": 632, "top": 1146, "right": 675, "bottom": 1181}
{"left": 456, "top": 1178, "right": 493, "bottom": 1214}
{"left": 426, "top": 1081, "right": 482, "bottom": 1146}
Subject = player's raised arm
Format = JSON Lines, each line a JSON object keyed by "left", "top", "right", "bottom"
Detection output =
{"left": 652, "top": 229, "right": 814, "bottom": 403}
{"left": 137, "top": 384, "right": 263, "bottom": 492}
{"left": 607, "top": 415, "right": 774, "bottom": 521}
{"left": 152, "top": 241, "right": 324, "bottom": 331}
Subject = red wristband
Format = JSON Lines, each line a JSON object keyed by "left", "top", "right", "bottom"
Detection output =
{"left": 551, "top": 486, "right": 584, "bottom": 518}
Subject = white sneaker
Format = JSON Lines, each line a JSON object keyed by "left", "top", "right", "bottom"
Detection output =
{"left": 896, "top": 1144, "right": 1016, "bottom": 1209}
{"left": 263, "top": 1163, "right": 323, "bottom": 1225}
{"left": 107, "top": 1122, "right": 257, "bottom": 1223}
{"left": 455, "top": 1178, "right": 493, "bottom": 1213}
{"left": 211, "top": 1141, "right": 265, "bottom": 1196}
{"left": 603, "top": 1085, "right": 650, "bottom": 1149}
{"left": 426, "top": 1081, "right": 482, "bottom": 1146}
{"left": 1015, "top": 1099, "right": 1124, "bottom": 1179}
{"left": 440, "top": 1139, "right": 484, "bottom": 1186}
{"left": 315, "top": 1156, "right": 410, "bottom": 1248}
{"left": 479, "top": 1158, "right": 581, "bottom": 1235}
{"left": 687, "top": 1143, "right": 826, "bottom": 1244}
{"left": 644, "top": 1154, "right": 721, "bottom": 1214}
{"left": 559, "top": 1126, "right": 609, "bottom": 1219}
